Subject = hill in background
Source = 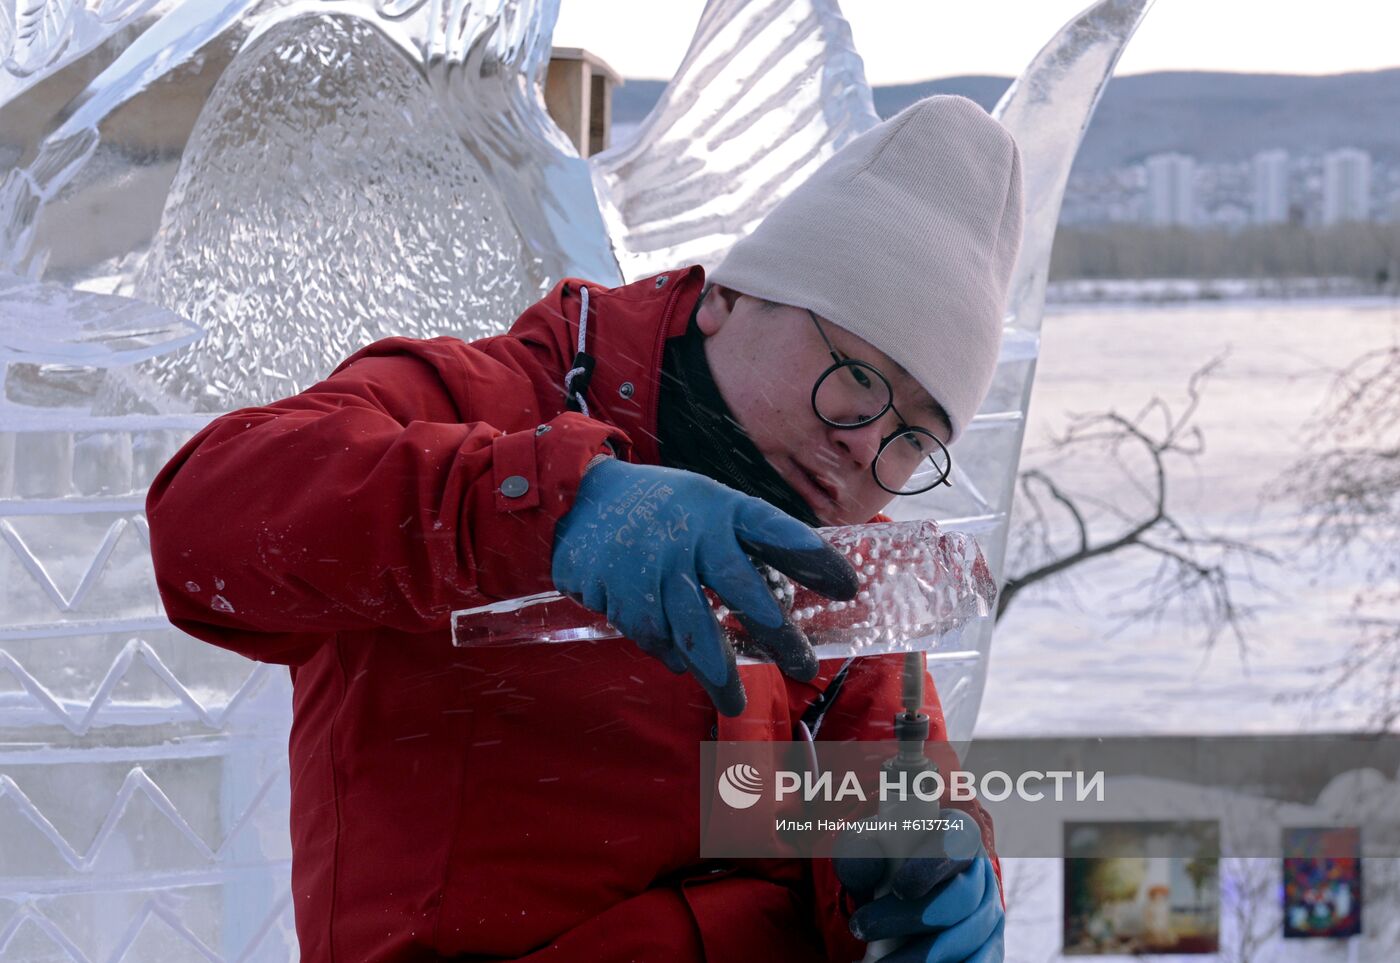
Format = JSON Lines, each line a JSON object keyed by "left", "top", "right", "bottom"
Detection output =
{"left": 611, "top": 69, "right": 1400, "bottom": 171}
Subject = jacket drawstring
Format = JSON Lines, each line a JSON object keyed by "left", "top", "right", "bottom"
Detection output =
{"left": 564, "top": 285, "right": 595, "bottom": 416}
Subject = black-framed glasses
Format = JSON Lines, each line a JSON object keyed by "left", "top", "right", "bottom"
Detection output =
{"left": 806, "top": 309, "right": 952, "bottom": 495}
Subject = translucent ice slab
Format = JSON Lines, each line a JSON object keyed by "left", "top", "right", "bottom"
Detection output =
{"left": 0, "top": 271, "right": 200, "bottom": 370}
{"left": 452, "top": 519, "right": 996, "bottom": 661}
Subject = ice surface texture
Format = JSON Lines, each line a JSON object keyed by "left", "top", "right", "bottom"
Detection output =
{"left": 0, "top": 0, "right": 1152, "bottom": 957}
{"left": 134, "top": 12, "right": 547, "bottom": 411}
{"left": 0, "top": 0, "right": 164, "bottom": 102}
{"left": 590, "top": 0, "right": 880, "bottom": 279}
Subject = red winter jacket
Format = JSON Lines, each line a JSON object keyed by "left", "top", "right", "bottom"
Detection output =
{"left": 147, "top": 266, "right": 999, "bottom": 962}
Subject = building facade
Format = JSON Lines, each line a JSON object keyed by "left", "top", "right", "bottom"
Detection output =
{"left": 1322, "top": 148, "right": 1372, "bottom": 225}
{"left": 1145, "top": 153, "right": 1197, "bottom": 227}
{"left": 1252, "top": 149, "right": 1289, "bottom": 224}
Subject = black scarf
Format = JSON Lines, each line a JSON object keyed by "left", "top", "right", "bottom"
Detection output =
{"left": 656, "top": 311, "right": 821, "bottom": 527}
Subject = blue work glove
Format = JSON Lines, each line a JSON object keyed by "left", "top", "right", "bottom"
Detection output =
{"left": 834, "top": 810, "right": 1005, "bottom": 963}
{"left": 551, "top": 457, "right": 860, "bottom": 716}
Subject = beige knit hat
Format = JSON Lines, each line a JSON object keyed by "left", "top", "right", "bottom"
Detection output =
{"left": 710, "top": 95, "right": 1023, "bottom": 443}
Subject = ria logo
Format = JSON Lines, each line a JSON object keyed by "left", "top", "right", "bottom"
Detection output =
{"left": 717, "top": 763, "right": 764, "bottom": 809}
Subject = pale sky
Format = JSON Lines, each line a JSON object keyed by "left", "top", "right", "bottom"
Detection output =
{"left": 553, "top": 0, "right": 1400, "bottom": 85}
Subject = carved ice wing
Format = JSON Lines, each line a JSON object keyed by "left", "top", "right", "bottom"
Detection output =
{"left": 0, "top": 0, "right": 165, "bottom": 102}
{"left": 995, "top": 0, "right": 1156, "bottom": 340}
{"left": 2, "top": 0, "right": 75, "bottom": 79}
{"left": 897, "top": 0, "right": 1155, "bottom": 740}
{"left": 589, "top": 0, "right": 879, "bottom": 283}
{"left": 132, "top": 11, "right": 549, "bottom": 412}
{"left": 419, "top": 0, "right": 622, "bottom": 285}
{"left": 0, "top": 270, "right": 200, "bottom": 366}
{"left": 931, "top": 0, "right": 1155, "bottom": 549}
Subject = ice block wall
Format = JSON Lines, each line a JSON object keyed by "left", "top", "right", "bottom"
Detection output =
{"left": 0, "top": 275, "right": 297, "bottom": 957}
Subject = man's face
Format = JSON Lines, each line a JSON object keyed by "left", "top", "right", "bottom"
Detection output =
{"left": 695, "top": 286, "right": 953, "bottom": 527}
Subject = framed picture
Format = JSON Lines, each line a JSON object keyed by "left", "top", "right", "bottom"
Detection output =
{"left": 1064, "top": 821, "right": 1220, "bottom": 955}
{"left": 1283, "top": 827, "right": 1362, "bottom": 938}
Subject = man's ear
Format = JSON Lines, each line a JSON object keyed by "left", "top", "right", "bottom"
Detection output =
{"left": 696, "top": 284, "right": 740, "bottom": 336}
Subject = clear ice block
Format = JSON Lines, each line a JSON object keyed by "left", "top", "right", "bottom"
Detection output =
{"left": 453, "top": 519, "right": 997, "bottom": 661}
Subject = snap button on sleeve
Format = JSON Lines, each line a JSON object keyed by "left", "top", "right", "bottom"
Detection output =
{"left": 491, "top": 430, "right": 541, "bottom": 512}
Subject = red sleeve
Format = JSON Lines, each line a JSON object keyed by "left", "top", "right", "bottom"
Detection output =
{"left": 145, "top": 336, "right": 629, "bottom": 666}
{"left": 787, "top": 654, "right": 1004, "bottom": 962}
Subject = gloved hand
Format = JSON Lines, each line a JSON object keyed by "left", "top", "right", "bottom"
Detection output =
{"left": 551, "top": 457, "right": 860, "bottom": 716}
{"left": 834, "top": 809, "right": 1005, "bottom": 963}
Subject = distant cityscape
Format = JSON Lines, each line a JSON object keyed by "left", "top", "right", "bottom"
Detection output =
{"left": 610, "top": 70, "right": 1400, "bottom": 283}
{"left": 1061, "top": 147, "right": 1400, "bottom": 229}
{"left": 613, "top": 70, "right": 1400, "bottom": 236}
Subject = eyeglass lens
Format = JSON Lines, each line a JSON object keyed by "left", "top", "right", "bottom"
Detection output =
{"left": 812, "top": 361, "right": 889, "bottom": 427}
{"left": 812, "top": 364, "right": 950, "bottom": 494}
{"left": 874, "top": 428, "right": 950, "bottom": 494}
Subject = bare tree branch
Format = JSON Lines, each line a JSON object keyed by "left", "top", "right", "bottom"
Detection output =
{"left": 1000, "top": 354, "right": 1276, "bottom": 656}
{"left": 1220, "top": 859, "right": 1280, "bottom": 963}
{"left": 1277, "top": 342, "right": 1400, "bottom": 730}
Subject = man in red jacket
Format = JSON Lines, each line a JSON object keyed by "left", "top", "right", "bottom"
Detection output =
{"left": 147, "top": 95, "right": 1022, "bottom": 962}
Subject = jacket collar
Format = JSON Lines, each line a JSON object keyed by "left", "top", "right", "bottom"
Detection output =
{"left": 561, "top": 266, "right": 706, "bottom": 467}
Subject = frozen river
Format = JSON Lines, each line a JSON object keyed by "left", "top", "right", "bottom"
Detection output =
{"left": 976, "top": 296, "right": 1400, "bottom": 738}
{"left": 975, "top": 297, "right": 1400, "bottom": 962}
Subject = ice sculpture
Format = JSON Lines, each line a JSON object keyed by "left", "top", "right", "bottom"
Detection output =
{"left": 0, "top": 275, "right": 295, "bottom": 958}
{"left": 133, "top": 12, "right": 548, "bottom": 410}
{"left": 590, "top": 0, "right": 879, "bottom": 278}
{"left": 0, "top": 0, "right": 1153, "bottom": 958}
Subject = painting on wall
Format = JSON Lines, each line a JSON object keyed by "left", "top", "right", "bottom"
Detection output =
{"left": 1064, "top": 821, "right": 1220, "bottom": 955}
{"left": 1283, "top": 827, "right": 1362, "bottom": 938}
